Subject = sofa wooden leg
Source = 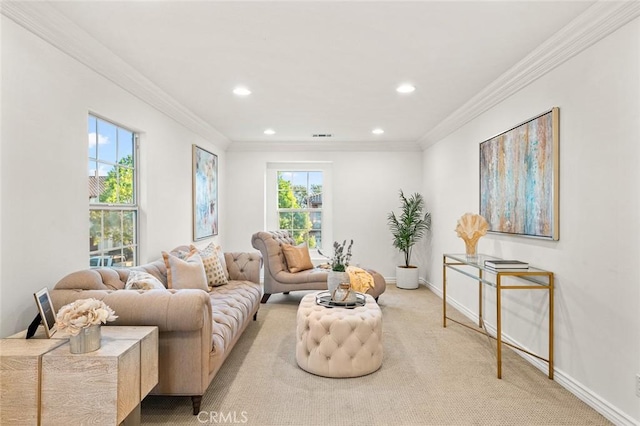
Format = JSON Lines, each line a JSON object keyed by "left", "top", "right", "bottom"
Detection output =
{"left": 253, "top": 312, "right": 257, "bottom": 321}
{"left": 191, "top": 395, "right": 203, "bottom": 415}
{"left": 261, "top": 294, "right": 271, "bottom": 304}
{"left": 283, "top": 291, "right": 290, "bottom": 294}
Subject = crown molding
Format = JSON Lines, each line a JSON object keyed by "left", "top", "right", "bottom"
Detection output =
{"left": 418, "top": 0, "right": 640, "bottom": 149}
{"left": 6, "top": 1, "right": 638, "bottom": 153}
{"left": 1, "top": 1, "right": 231, "bottom": 150}
{"left": 227, "top": 139, "right": 422, "bottom": 153}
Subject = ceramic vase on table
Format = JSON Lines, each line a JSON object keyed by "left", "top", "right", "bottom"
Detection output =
{"left": 327, "top": 270, "right": 349, "bottom": 298}
{"left": 69, "top": 324, "right": 102, "bottom": 354}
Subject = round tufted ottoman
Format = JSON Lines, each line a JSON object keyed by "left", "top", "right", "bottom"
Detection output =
{"left": 296, "top": 292, "right": 383, "bottom": 377}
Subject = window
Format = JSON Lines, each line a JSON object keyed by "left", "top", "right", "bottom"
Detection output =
{"left": 277, "top": 171, "right": 323, "bottom": 248}
{"left": 88, "top": 115, "right": 138, "bottom": 267}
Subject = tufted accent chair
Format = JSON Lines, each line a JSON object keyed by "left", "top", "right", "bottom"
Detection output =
{"left": 251, "top": 230, "right": 386, "bottom": 303}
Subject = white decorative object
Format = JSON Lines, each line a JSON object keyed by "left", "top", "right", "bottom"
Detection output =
{"left": 56, "top": 298, "right": 117, "bottom": 353}
{"left": 455, "top": 213, "right": 489, "bottom": 261}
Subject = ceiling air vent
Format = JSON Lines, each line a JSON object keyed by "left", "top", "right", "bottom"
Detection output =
{"left": 312, "top": 133, "right": 333, "bottom": 138}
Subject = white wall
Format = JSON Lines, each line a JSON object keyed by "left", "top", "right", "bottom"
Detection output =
{"left": 423, "top": 18, "right": 640, "bottom": 424}
{"left": 0, "top": 18, "right": 226, "bottom": 337}
{"left": 225, "top": 150, "right": 423, "bottom": 278}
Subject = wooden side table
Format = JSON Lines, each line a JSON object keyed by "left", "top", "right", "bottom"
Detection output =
{"left": 2, "top": 326, "right": 158, "bottom": 426}
{"left": 41, "top": 326, "right": 158, "bottom": 426}
{"left": 0, "top": 339, "right": 67, "bottom": 425}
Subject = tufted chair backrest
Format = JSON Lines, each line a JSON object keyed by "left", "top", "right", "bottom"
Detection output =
{"left": 251, "top": 230, "right": 294, "bottom": 280}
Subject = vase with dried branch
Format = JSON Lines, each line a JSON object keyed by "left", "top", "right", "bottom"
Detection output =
{"left": 318, "top": 240, "right": 353, "bottom": 296}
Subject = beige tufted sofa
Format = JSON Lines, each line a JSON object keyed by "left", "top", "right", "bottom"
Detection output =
{"left": 50, "top": 248, "right": 262, "bottom": 415}
{"left": 251, "top": 230, "right": 386, "bottom": 303}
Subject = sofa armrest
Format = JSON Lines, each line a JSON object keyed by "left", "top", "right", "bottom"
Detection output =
{"left": 225, "top": 252, "right": 262, "bottom": 284}
{"left": 50, "top": 289, "right": 212, "bottom": 333}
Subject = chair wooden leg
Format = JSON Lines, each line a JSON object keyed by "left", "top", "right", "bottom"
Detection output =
{"left": 191, "top": 395, "right": 202, "bottom": 415}
{"left": 261, "top": 293, "right": 271, "bottom": 304}
{"left": 253, "top": 312, "right": 257, "bottom": 321}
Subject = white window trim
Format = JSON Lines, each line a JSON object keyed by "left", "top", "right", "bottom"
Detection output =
{"left": 89, "top": 114, "right": 140, "bottom": 267}
{"left": 266, "top": 161, "right": 332, "bottom": 261}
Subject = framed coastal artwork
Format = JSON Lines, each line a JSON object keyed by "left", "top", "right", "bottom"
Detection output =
{"left": 193, "top": 145, "right": 218, "bottom": 240}
{"left": 479, "top": 107, "right": 559, "bottom": 240}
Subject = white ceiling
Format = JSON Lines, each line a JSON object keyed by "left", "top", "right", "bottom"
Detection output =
{"left": 45, "top": 1, "right": 595, "bottom": 148}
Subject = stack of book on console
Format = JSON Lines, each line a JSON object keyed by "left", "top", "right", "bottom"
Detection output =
{"left": 484, "top": 259, "right": 529, "bottom": 272}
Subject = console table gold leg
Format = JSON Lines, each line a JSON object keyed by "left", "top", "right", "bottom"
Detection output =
{"left": 549, "top": 275, "right": 554, "bottom": 379}
{"left": 496, "top": 275, "right": 502, "bottom": 379}
{"left": 442, "top": 256, "right": 447, "bottom": 328}
{"left": 478, "top": 269, "right": 483, "bottom": 328}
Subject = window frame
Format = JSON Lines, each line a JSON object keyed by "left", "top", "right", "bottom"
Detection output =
{"left": 88, "top": 114, "right": 139, "bottom": 268}
{"left": 266, "top": 162, "right": 333, "bottom": 255}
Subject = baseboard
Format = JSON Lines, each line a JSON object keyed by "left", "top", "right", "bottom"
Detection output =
{"left": 423, "top": 279, "right": 638, "bottom": 426}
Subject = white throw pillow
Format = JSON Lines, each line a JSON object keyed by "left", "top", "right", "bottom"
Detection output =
{"left": 125, "top": 270, "right": 166, "bottom": 290}
{"left": 162, "top": 249, "right": 208, "bottom": 291}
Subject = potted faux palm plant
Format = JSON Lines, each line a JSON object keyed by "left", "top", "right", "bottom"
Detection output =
{"left": 387, "top": 190, "right": 431, "bottom": 289}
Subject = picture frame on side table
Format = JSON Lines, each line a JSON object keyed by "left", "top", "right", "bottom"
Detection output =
{"left": 479, "top": 107, "right": 559, "bottom": 240}
{"left": 193, "top": 145, "right": 219, "bottom": 240}
{"left": 33, "top": 287, "right": 57, "bottom": 338}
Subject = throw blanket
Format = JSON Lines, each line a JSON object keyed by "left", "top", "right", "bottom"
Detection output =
{"left": 346, "top": 266, "right": 375, "bottom": 294}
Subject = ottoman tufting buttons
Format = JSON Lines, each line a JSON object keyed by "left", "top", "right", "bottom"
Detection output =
{"left": 295, "top": 292, "right": 383, "bottom": 378}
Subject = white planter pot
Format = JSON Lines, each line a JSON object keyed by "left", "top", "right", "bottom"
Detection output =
{"left": 396, "top": 266, "right": 419, "bottom": 289}
{"left": 327, "top": 271, "right": 350, "bottom": 296}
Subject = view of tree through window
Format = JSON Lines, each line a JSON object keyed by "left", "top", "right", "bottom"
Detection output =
{"left": 88, "top": 115, "right": 138, "bottom": 267}
{"left": 277, "top": 171, "right": 322, "bottom": 248}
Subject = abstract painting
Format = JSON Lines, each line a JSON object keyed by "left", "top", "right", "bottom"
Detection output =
{"left": 193, "top": 145, "right": 218, "bottom": 240}
{"left": 479, "top": 107, "right": 559, "bottom": 240}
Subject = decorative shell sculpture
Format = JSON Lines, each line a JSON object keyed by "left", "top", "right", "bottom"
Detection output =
{"left": 455, "top": 213, "right": 489, "bottom": 256}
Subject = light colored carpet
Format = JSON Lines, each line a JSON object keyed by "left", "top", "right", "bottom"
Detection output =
{"left": 141, "top": 285, "right": 610, "bottom": 425}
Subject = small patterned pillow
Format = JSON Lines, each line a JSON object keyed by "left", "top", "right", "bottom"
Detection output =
{"left": 191, "top": 243, "right": 228, "bottom": 288}
{"left": 125, "top": 270, "right": 166, "bottom": 290}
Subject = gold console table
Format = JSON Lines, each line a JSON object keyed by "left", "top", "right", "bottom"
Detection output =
{"left": 443, "top": 253, "right": 554, "bottom": 379}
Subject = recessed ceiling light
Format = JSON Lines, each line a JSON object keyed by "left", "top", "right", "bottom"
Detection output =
{"left": 396, "top": 84, "right": 416, "bottom": 94}
{"left": 264, "top": 129, "right": 276, "bottom": 135}
{"left": 372, "top": 128, "right": 384, "bottom": 135}
{"left": 233, "top": 86, "right": 251, "bottom": 96}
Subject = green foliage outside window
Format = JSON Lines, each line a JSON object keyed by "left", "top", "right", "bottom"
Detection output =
{"left": 100, "top": 155, "right": 134, "bottom": 204}
{"left": 277, "top": 173, "right": 320, "bottom": 248}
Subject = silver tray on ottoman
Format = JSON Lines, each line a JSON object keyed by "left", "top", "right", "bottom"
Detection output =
{"left": 315, "top": 291, "right": 366, "bottom": 309}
